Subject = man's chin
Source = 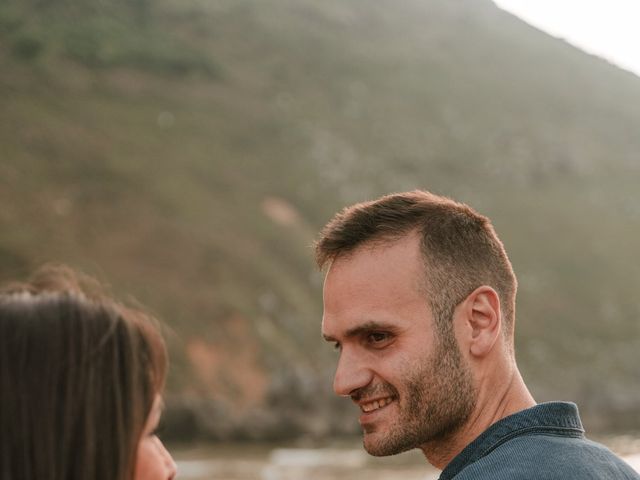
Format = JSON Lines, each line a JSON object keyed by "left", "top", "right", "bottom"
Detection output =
{"left": 363, "top": 431, "right": 413, "bottom": 457}
{"left": 363, "top": 439, "right": 389, "bottom": 457}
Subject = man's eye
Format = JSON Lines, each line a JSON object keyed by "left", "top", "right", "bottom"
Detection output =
{"left": 367, "top": 332, "right": 390, "bottom": 345}
{"left": 333, "top": 342, "right": 341, "bottom": 351}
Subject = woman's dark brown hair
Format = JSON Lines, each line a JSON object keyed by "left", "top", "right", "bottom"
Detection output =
{"left": 0, "top": 265, "right": 168, "bottom": 480}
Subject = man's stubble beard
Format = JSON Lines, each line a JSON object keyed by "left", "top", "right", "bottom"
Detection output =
{"left": 363, "top": 330, "right": 477, "bottom": 457}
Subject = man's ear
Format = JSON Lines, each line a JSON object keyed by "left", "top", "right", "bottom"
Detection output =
{"left": 457, "top": 286, "right": 501, "bottom": 358}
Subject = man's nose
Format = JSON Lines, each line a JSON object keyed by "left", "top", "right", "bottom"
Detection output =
{"left": 333, "top": 347, "right": 373, "bottom": 397}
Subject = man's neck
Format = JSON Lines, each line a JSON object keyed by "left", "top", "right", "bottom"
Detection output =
{"left": 420, "top": 367, "right": 536, "bottom": 470}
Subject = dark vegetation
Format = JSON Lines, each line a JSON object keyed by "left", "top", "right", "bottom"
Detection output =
{"left": 1, "top": 0, "right": 639, "bottom": 440}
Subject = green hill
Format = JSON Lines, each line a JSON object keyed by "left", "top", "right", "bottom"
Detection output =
{"left": 1, "top": 0, "right": 639, "bottom": 439}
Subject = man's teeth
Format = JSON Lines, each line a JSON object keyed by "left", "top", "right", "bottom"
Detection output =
{"left": 361, "top": 397, "right": 394, "bottom": 412}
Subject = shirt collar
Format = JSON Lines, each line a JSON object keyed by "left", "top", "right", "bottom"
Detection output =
{"left": 439, "top": 402, "right": 585, "bottom": 480}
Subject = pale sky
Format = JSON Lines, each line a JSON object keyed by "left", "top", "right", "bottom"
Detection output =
{"left": 493, "top": 0, "right": 640, "bottom": 78}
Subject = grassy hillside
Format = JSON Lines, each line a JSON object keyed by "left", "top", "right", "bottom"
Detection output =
{"left": 1, "top": 0, "right": 639, "bottom": 438}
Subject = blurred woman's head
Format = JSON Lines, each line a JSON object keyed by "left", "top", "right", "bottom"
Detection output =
{"left": 0, "top": 265, "right": 176, "bottom": 480}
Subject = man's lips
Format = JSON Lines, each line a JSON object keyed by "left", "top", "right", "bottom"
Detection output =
{"left": 357, "top": 395, "right": 396, "bottom": 413}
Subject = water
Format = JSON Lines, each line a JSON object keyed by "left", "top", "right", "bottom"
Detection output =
{"left": 172, "top": 441, "right": 438, "bottom": 480}
{"left": 171, "top": 435, "right": 640, "bottom": 480}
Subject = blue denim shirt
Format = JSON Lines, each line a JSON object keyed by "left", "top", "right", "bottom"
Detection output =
{"left": 439, "top": 402, "right": 640, "bottom": 479}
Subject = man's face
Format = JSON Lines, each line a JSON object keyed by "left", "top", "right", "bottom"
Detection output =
{"left": 321, "top": 234, "right": 476, "bottom": 456}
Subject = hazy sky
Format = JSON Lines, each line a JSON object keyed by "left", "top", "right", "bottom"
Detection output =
{"left": 493, "top": 0, "right": 640, "bottom": 78}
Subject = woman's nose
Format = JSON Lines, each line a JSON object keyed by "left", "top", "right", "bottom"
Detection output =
{"left": 156, "top": 437, "right": 178, "bottom": 478}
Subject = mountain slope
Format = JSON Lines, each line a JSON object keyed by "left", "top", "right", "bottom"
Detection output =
{"left": 1, "top": 0, "right": 639, "bottom": 437}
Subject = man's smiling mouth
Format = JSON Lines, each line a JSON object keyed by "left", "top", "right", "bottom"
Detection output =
{"left": 360, "top": 396, "right": 396, "bottom": 413}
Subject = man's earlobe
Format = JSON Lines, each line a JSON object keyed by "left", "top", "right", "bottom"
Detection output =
{"left": 466, "top": 286, "right": 501, "bottom": 357}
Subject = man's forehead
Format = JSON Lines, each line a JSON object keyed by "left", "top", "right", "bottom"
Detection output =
{"left": 323, "top": 234, "right": 426, "bottom": 297}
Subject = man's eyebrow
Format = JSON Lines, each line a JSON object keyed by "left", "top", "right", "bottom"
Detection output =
{"left": 323, "top": 321, "right": 397, "bottom": 342}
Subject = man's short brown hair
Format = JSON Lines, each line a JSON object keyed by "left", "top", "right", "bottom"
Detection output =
{"left": 315, "top": 190, "right": 517, "bottom": 340}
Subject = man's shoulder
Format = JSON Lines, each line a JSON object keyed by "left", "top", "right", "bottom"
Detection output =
{"left": 452, "top": 433, "right": 640, "bottom": 480}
